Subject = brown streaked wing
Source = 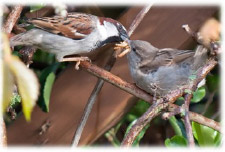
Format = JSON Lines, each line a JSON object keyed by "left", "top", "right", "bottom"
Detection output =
{"left": 28, "top": 13, "right": 95, "bottom": 39}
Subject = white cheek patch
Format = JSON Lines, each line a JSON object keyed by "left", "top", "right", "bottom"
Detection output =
{"left": 97, "top": 20, "right": 108, "bottom": 39}
{"left": 97, "top": 20, "right": 119, "bottom": 40}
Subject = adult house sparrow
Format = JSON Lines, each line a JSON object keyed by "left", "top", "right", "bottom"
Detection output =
{"left": 127, "top": 40, "right": 208, "bottom": 97}
{"left": 10, "top": 12, "right": 129, "bottom": 69}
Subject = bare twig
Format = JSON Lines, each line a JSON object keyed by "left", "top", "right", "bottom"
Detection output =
{"left": 71, "top": 5, "right": 153, "bottom": 146}
{"left": 121, "top": 99, "right": 165, "bottom": 146}
{"left": 127, "top": 4, "right": 153, "bottom": 36}
{"left": 183, "top": 93, "right": 195, "bottom": 147}
{"left": 201, "top": 91, "right": 216, "bottom": 115}
{"left": 3, "top": 5, "right": 23, "bottom": 34}
{"left": 71, "top": 54, "right": 116, "bottom": 146}
{"left": 182, "top": 25, "right": 220, "bottom": 146}
{"left": 182, "top": 24, "right": 205, "bottom": 47}
{"left": 162, "top": 105, "right": 184, "bottom": 120}
{"left": 211, "top": 110, "right": 220, "bottom": 120}
{"left": 168, "top": 104, "right": 221, "bottom": 132}
{"left": 80, "top": 61, "right": 153, "bottom": 102}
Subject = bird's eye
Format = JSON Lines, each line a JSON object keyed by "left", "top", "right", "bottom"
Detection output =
{"left": 133, "top": 48, "right": 137, "bottom": 52}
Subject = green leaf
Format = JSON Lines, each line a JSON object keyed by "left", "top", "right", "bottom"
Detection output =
{"left": 2, "top": 33, "right": 39, "bottom": 121}
{"left": 9, "top": 56, "right": 39, "bottom": 121}
{"left": 165, "top": 135, "right": 187, "bottom": 147}
{"left": 43, "top": 72, "right": 56, "bottom": 112}
{"left": 192, "top": 122, "right": 220, "bottom": 146}
{"left": 177, "top": 97, "right": 184, "bottom": 101}
{"left": 168, "top": 116, "right": 182, "bottom": 136}
{"left": 124, "top": 119, "right": 150, "bottom": 146}
{"left": 2, "top": 63, "right": 14, "bottom": 112}
{"left": 206, "top": 74, "right": 219, "bottom": 92}
{"left": 133, "top": 124, "right": 150, "bottom": 146}
{"left": 191, "top": 87, "right": 206, "bottom": 103}
{"left": 104, "top": 119, "right": 125, "bottom": 147}
{"left": 124, "top": 120, "right": 137, "bottom": 137}
{"left": 38, "top": 63, "right": 59, "bottom": 112}
{"left": 125, "top": 114, "right": 138, "bottom": 122}
{"left": 214, "top": 131, "right": 222, "bottom": 146}
{"left": 39, "top": 63, "right": 59, "bottom": 83}
{"left": 33, "top": 49, "right": 55, "bottom": 64}
{"left": 125, "top": 100, "right": 150, "bottom": 122}
{"left": 30, "top": 5, "right": 45, "bottom": 12}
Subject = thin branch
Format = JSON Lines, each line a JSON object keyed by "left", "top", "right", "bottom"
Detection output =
{"left": 121, "top": 99, "right": 165, "bottom": 146}
{"left": 183, "top": 28, "right": 218, "bottom": 147}
{"left": 201, "top": 90, "right": 216, "bottom": 115}
{"left": 182, "top": 25, "right": 220, "bottom": 146}
{"left": 3, "top": 5, "right": 23, "bottom": 34}
{"left": 211, "top": 110, "right": 220, "bottom": 120}
{"left": 80, "top": 61, "right": 153, "bottom": 103}
{"left": 71, "top": 54, "right": 116, "bottom": 146}
{"left": 127, "top": 4, "right": 153, "bottom": 36}
{"left": 168, "top": 104, "right": 221, "bottom": 132}
{"left": 183, "top": 93, "right": 195, "bottom": 147}
{"left": 71, "top": 5, "right": 153, "bottom": 146}
{"left": 162, "top": 105, "right": 184, "bottom": 120}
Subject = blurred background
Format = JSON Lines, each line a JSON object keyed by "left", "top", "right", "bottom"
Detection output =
{"left": 3, "top": 4, "right": 220, "bottom": 146}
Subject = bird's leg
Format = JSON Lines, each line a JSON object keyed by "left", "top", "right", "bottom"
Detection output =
{"left": 114, "top": 41, "right": 131, "bottom": 58}
{"left": 60, "top": 56, "right": 91, "bottom": 70}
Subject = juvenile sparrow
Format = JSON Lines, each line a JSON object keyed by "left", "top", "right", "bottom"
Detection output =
{"left": 10, "top": 12, "right": 129, "bottom": 68}
{"left": 127, "top": 40, "right": 208, "bottom": 96}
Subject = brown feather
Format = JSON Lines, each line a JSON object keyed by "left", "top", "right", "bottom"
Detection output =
{"left": 139, "top": 48, "right": 195, "bottom": 72}
{"left": 28, "top": 13, "right": 95, "bottom": 39}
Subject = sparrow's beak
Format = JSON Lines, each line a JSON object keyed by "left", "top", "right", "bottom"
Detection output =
{"left": 120, "top": 32, "right": 129, "bottom": 41}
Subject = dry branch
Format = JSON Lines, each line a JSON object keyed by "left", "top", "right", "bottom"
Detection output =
{"left": 168, "top": 104, "right": 221, "bottom": 132}
{"left": 71, "top": 52, "right": 116, "bottom": 146}
{"left": 121, "top": 99, "right": 166, "bottom": 146}
{"left": 184, "top": 93, "right": 195, "bottom": 146}
{"left": 3, "top": 5, "right": 23, "bottom": 34}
